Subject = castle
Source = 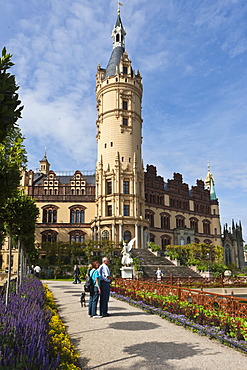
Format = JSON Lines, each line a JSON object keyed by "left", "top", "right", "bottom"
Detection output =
{"left": 1, "top": 10, "right": 245, "bottom": 271}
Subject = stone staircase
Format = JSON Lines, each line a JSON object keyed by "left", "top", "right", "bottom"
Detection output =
{"left": 131, "top": 248, "right": 201, "bottom": 278}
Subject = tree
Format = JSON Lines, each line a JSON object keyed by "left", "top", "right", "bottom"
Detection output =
{"left": 2, "top": 190, "right": 39, "bottom": 303}
{"left": 166, "top": 243, "right": 224, "bottom": 268}
{"left": 0, "top": 47, "right": 23, "bottom": 143}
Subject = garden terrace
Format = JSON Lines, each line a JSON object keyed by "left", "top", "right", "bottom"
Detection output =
{"left": 113, "top": 278, "right": 247, "bottom": 319}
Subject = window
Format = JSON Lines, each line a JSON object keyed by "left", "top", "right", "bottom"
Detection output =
{"left": 123, "top": 204, "right": 129, "bottom": 216}
{"left": 42, "top": 207, "right": 57, "bottom": 223}
{"left": 107, "top": 205, "right": 112, "bottom": 216}
{"left": 225, "top": 244, "right": 232, "bottom": 264}
{"left": 42, "top": 230, "right": 57, "bottom": 243}
{"left": 70, "top": 208, "right": 85, "bottom": 223}
{"left": 70, "top": 231, "right": 85, "bottom": 243}
{"left": 145, "top": 210, "right": 154, "bottom": 227}
{"left": 203, "top": 220, "right": 211, "bottom": 234}
{"left": 161, "top": 236, "right": 171, "bottom": 250}
{"left": 150, "top": 233, "right": 155, "bottom": 243}
{"left": 123, "top": 181, "right": 129, "bottom": 194}
{"left": 123, "top": 230, "right": 131, "bottom": 243}
{"left": 160, "top": 214, "right": 170, "bottom": 229}
{"left": 102, "top": 230, "right": 109, "bottom": 240}
{"left": 122, "top": 118, "right": 128, "bottom": 126}
{"left": 107, "top": 181, "right": 112, "bottom": 195}
{"left": 176, "top": 216, "right": 185, "bottom": 228}
{"left": 190, "top": 218, "right": 198, "bottom": 233}
{"left": 122, "top": 100, "right": 128, "bottom": 110}
{"left": 123, "top": 66, "right": 128, "bottom": 74}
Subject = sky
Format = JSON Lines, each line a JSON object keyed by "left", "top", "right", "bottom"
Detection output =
{"left": 1, "top": 0, "right": 247, "bottom": 240}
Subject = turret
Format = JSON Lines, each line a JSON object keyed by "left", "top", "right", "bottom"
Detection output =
{"left": 39, "top": 150, "right": 50, "bottom": 175}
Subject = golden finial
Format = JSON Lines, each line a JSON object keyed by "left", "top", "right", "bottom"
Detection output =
{"left": 118, "top": 1, "right": 123, "bottom": 15}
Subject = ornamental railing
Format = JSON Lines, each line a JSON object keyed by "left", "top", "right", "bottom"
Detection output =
{"left": 113, "top": 278, "right": 247, "bottom": 318}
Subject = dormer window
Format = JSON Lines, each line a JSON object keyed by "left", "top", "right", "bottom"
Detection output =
{"left": 123, "top": 66, "right": 128, "bottom": 74}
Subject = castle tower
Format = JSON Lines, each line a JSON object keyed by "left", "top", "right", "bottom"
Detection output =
{"left": 92, "top": 9, "right": 148, "bottom": 247}
{"left": 205, "top": 163, "right": 221, "bottom": 241}
{"left": 39, "top": 150, "right": 50, "bottom": 175}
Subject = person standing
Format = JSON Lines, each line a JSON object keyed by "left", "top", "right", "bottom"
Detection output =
{"left": 98, "top": 257, "right": 111, "bottom": 317}
{"left": 88, "top": 261, "right": 101, "bottom": 318}
{"left": 155, "top": 267, "right": 163, "bottom": 281}
{"left": 33, "top": 265, "right": 41, "bottom": 278}
{"left": 86, "top": 263, "right": 92, "bottom": 278}
{"left": 73, "top": 264, "right": 81, "bottom": 284}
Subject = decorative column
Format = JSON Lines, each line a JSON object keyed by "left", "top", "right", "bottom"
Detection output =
{"left": 119, "top": 223, "right": 122, "bottom": 243}
{"left": 135, "top": 224, "right": 139, "bottom": 249}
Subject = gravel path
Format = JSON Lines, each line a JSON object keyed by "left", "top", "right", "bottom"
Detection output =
{"left": 44, "top": 280, "right": 247, "bottom": 369}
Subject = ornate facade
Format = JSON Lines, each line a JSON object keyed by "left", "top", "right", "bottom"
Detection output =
{"left": 3, "top": 10, "right": 243, "bottom": 271}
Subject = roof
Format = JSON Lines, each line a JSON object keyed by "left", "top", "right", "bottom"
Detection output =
{"left": 115, "top": 14, "right": 123, "bottom": 28}
{"left": 104, "top": 46, "right": 125, "bottom": 78}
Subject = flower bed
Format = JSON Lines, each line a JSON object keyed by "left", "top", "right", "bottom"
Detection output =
{"left": 111, "top": 288, "right": 247, "bottom": 354}
{"left": 0, "top": 276, "right": 80, "bottom": 369}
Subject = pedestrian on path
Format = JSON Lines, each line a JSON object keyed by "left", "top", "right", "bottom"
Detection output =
{"left": 34, "top": 265, "right": 41, "bottom": 278}
{"left": 73, "top": 264, "right": 81, "bottom": 284}
{"left": 86, "top": 263, "right": 92, "bottom": 278}
{"left": 98, "top": 257, "right": 111, "bottom": 317}
{"left": 88, "top": 261, "right": 101, "bottom": 318}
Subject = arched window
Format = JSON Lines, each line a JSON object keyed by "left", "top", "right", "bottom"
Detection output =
{"left": 102, "top": 230, "right": 110, "bottom": 240}
{"left": 69, "top": 231, "right": 85, "bottom": 244}
{"left": 176, "top": 215, "right": 185, "bottom": 228}
{"left": 70, "top": 206, "right": 85, "bottom": 224}
{"left": 42, "top": 206, "right": 58, "bottom": 223}
{"left": 41, "top": 230, "right": 57, "bottom": 243}
{"left": 187, "top": 236, "right": 191, "bottom": 244}
{"left": 123, "top": 230, "right": 131, "bottom": 243}
{"left": 160, "top": 213, "right": 170, "bottom": 230}
{"left": 150, "top": 233, "right": 155, "bottom": 243}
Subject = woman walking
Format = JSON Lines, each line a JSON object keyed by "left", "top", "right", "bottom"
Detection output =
{"left": 88, "top": 261, "right": 101, "bottom": 318}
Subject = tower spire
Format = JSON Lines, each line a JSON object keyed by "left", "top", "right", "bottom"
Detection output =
{"left": 104, "top": 4, "right": 126, "bottom": 78}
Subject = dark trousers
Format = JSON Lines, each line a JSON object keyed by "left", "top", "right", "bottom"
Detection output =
{"left": 88, "top": 286, "right": 99, "bottom": 316}
{"left": 73, "top": 274, "right": 81, "bottom": 284}
{"left": 100, "top": 281, "right": 110, "bottom": 315}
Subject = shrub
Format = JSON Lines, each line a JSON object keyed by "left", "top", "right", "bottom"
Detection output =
{"left": 0, "top": 276, "right": 59, "bottom": 369}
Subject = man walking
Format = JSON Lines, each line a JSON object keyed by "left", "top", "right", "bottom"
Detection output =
{"left": 98, "top": 257, "right": 111, "bottom": 317}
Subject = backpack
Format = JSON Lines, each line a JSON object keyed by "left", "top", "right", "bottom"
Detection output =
{"left": 84, "top": 270, "right": 96, "bottom": 293}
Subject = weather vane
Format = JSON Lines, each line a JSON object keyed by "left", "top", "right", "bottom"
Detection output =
{"left": 118, "top": 1, "right": 123, "bottom": 14}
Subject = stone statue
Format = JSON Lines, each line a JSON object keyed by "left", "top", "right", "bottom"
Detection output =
{"left": 121, "top": 237, "right": 136, "bottom": 266}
